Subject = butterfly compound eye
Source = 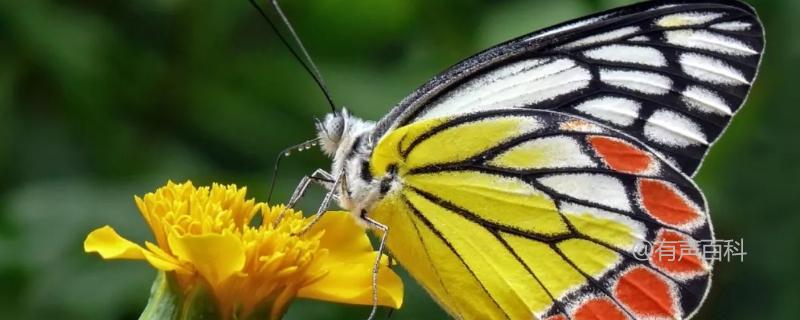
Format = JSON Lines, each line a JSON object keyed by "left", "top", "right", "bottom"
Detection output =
{"left": 316, "top": 112, "right": 346, "bottom": 156}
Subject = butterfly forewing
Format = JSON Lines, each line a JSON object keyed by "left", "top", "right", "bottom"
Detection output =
{"left": 372, "top": 0, "right": 764, "bottom": 176}
{"left": 369, "top": 109, "right": 714, "bottom": 320}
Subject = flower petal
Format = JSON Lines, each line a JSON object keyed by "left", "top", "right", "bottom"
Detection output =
{"left": 84, "top": 226, "right": 147, "bottom": 260}
{"left": 142, "top": 242, "right": 192, "bottom": 273}
{"left": 167, "top": 232, "right": 245, "bottom": 288}
{"left": 308, "top": 211, "right": 373, "bottom": 257}
{"left": 84, "top": 226, "right": 187, "bottom": 272}
{"left": 300, "top": 212, "right": 404, "bottom": 308}
{"left": 296, "top": 253, "right": 404, "bottom": 309}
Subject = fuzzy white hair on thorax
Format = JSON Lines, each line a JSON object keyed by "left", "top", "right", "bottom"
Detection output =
{"left": 314, "top": 108, "right": 381, "bottom": 219}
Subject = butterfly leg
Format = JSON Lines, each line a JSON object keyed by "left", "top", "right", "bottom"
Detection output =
{"left": 385, "top": 251, "right": 396, "bottom": 320}
{"left": 362, "top": 214, "right": 389, "bottom": 320}
{"left": 295, "top": 171, "right": 344, "bottom": 234}
{"left": 274, "top": 169, "right": 334, "bottom": 226}
{"left": 286, "top": 169, "right": 334, "bottom": 206}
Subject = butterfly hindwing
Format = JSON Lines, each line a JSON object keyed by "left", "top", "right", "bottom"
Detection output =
{"left": 371, "top": 0, "right": 764, "bottom": 176}
{"left": 369, "top": 109, "right": 713, "bottom": 319}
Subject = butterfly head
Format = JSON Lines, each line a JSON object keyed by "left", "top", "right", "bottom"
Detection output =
{"left": 315, "top": 108, "right": 375, "bottom": 158}
{"left": 315, "top": 110, "right": 347, "bottom": 157}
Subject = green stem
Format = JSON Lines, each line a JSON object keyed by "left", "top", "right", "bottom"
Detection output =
{"left": 138, "top": 272, "right": 220, "bottom": 320}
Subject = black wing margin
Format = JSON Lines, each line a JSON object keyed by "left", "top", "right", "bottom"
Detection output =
{"left": 372, "top": 0, "right": 764, "bottom": 176}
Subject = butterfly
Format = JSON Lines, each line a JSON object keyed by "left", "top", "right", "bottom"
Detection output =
{"left": 267, "top": 0, "right": 764, "bottom": 319}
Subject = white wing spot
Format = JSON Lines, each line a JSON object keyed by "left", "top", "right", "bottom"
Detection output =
{"left": 711, "top": 21, "right": 753, "bottom": 31}
{"left": 559, "top": 119, "right": 604, "bottom": 133}
{"left": 680, "top": 52, "right": 749, "bottom": 85}
{"left": 682, "top": 85, "right": 733, "bottom": 116}
{"left": 644, "top": 110, "right": 708, "bottom": 147}
{"left": 600, "top": 69, "right": 673, "bottom": 95}
{"left": 628, "top": 36, "right": 650, "bottom": 42}
{"left": 574, "top": 97, "right": 642, "bottom": 126}
{"left": 418, "top": 59, "right": 591, "bottom": 121}
{"left": 558, "top": 26, "right": 640, "bottom": 49}
{"left": 665, "top": 29, "right": 758, "bottom": 56}
{"left": 656, "top": 12, "right": 725, "bottom": 27}
{"left": 584, "top": 44, "right": 667, "bottom": 67}
{"left": 538, "top": 173, "right": 632, "bottom": 211}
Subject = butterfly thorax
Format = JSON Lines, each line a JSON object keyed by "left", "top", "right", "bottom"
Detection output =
{"left": 317, "top": 110, "right": 395, "bottom": 226}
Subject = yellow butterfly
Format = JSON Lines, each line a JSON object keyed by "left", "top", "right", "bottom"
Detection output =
{"left": 256, "top": 0, "right": 764, "bottom": 319}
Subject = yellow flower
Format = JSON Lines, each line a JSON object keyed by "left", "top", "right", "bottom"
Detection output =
{"left": 84, "top": 181, "right": 403, "bottom": 319}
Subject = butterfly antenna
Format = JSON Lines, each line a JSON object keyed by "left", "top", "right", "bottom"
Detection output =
{"left": 248, "top": 0, "right": 337, "bottom": 112}
{"left": 267, "top": 137, "right": 321, "bottom": 203}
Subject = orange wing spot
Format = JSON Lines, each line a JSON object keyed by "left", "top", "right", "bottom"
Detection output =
{"left": 544, "top": 314, "right": 568, "bottom": 320}
{"left": 589, "top": 136, "right": 652, "bottom": 174}
{"left": 639, "top": 179, "right": 701, "bottom": 227}
{"left": 614, "top": 266, "right": 677, "bottom": 318}
{"left": 574, "top": 298, "right": 627, "bottom": 320}
{"left": 651, "top": 230, "right": 708, "bottom": 277}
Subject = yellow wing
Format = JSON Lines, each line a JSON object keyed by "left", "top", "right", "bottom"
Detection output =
{"left": 369, "top": 110, "right": 713, "bottom": 320}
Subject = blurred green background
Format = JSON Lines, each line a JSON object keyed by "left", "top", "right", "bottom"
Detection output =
{"left": 1, "top": 0, "right": 798, "bottom": 319}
